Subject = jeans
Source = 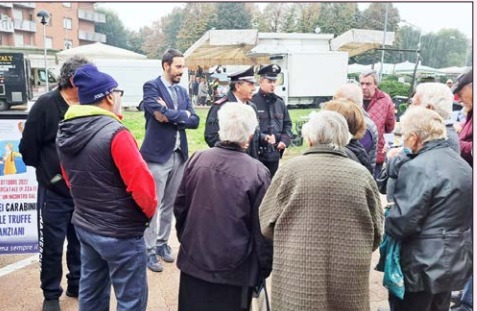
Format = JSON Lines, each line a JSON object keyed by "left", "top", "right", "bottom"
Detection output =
{"left": 37, "top": 185, "right": 80, "bottom": 300}
{"left": 461, "top": 275, "right": 473, "bottom": 307}
{"left": 75, "top": 227, "right": 148, "bottom": 311}
{"left": 145, "top": 152, "right": 185, "bottom": 255}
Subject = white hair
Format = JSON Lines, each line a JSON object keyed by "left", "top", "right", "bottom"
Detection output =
{"left": 218, "top": 102, "right": 258, "bottom": 145}
{"left": 400, "top": 106, "right": 447, "bottom": 143}
{"left": 302, "top": 110, "right": 350, "bottom": 147}
{"left": 414, "top": 82, "right": 453, "bottom": 119}
{"left": 335, "top": 83, "right": 364, "bottom": 107}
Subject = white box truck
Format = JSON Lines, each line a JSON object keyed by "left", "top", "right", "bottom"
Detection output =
{"left": 271, "top": 52, "right": 349, "bottom": 107}
{"left": 93, "top": 59, "right": 189, "bottom": 109}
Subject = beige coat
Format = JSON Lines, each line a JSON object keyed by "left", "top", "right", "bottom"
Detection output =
{"left": 259, "top": 145, "right": 383, "bottom": 311}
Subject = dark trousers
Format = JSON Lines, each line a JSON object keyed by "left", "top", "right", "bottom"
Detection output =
{"left": 261, "top": 160, "right": 279, "bottom": 178}
{"left": 389, "top": 290, "right": 451, "bottom": 311}
{"left": 178, "top": 272, "right": 253, "bottom": 311}
{"left": 37, "top": 184, "right": 81, "bottom": 300}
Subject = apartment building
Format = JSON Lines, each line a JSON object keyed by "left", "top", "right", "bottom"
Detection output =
{"left": 0, "top": 2, "right": 106, "bottom": 51}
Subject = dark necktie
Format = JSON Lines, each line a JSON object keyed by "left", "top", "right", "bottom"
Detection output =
{"left": 170, "top": 85, "right": 178, "bottom": 109}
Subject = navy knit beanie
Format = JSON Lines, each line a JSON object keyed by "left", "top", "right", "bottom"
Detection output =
{"left": 73, "top": 64, "right": 118, "bottom": 105}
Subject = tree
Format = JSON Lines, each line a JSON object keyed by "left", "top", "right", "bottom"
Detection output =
{"left": 317, "top": 3, "right": 359, "bottom": 36}
{"left": 161, "top": 7, "right": 185, "bottom": 52}
{"left": 258, "top": 3, "right": 291, "bottom": 32}
{"left": 211, "top": 3, "right": 252, "bottom": 30}
{"left": 420, "top": 29, "right": 469, "bottom": 68}
{"left": 140, "top": 22, "right": 165, "bottom": 59}
{"left": 95, "top": 8, "right": 130, "bottom": 50}
{"left": 360, "top": 3, "right": 400, "bottom": 33}
{"left": 126, "top": 29, "right": 146, "bottom": 55}
{"left": 176, "top": 3, "right": 216, "bottom": 52}
{"left": 294, "top": 3, "right": 320, "bottom": 33}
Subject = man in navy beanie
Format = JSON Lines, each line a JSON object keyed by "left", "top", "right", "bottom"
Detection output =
{"left": 56, "top": 64, "right": 157, "bottom": 311}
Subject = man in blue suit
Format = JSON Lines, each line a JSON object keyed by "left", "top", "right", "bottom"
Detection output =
{"left": 140, "top": 48, "right": 200, "bottom": 272}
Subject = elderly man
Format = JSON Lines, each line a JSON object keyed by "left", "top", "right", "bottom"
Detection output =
{"left": 140, "top": 48, "right": 200, "bottom": 272}
{"left": 56, "top": 64, "right": 157, "bottom": 311}
{"left": 259, "top": 110, "right": 383, "bottom": 311}
{"left": 450, "top": 69, "right": 473, "bottom": 311}
{"left": 19, "top": 55, "right": 90, "bottom": 311}
{"left": 175, "top": 102, "right": 272, "bottom": 311}
{"left": 385, "top": 107, "right": 472, "bottom": 311}
{"left": 252, "top": 64, "right": 293, "bottom": 177}
{"left": 359, "top": 70, "right": 395, "bottom": 178}
{"left": 204, "top": 66, "right": 260, "bottom": 158}
{"left": 334, "top": 83, "right": 379, "bottom": 171}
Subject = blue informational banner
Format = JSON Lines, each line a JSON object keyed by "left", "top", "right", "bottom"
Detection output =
{"left": 0, "top": 112, "right": 38, "bottom": 254}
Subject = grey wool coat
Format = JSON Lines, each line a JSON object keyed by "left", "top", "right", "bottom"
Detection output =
{"left": 259, "top": 145, "right": 384, "bottom": 311}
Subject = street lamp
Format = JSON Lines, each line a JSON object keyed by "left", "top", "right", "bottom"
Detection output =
{"left": 400, "top": 19, "right": 422, "bottom": 98}
{"left": 36, "top": 10, "right": 50, "bottom": 92}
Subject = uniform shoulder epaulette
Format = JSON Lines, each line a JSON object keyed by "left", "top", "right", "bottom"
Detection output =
{"left": 214, "top": 96, "right": 228, "bottom": 105}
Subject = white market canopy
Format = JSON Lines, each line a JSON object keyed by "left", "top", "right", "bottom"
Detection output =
{"left": 438, "top": 66, "right": 471, "bottom": 75}
{"left": 56, "top": 42, "right": 147, "bottom": 62}
{"left": 348, "top": 61, "right": 445, "bottom": 75}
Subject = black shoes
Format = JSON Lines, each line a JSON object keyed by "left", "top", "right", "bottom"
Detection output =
{"left": 42, "top": 299, "right": 60, "bottom": 311}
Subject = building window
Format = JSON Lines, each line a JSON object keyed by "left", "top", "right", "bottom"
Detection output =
{"left": 63, "top": 2, "right": 71, "bottom": 7}
{"left": 13, "top": 9, "right": 22, "bottom": 20}
{"left": 45, "top": 36, "right": 52, "bottom": 49}
{"left": 63, "top": 17, "right": 72, "bottom": 29}
{"left": 14, "top": 33, "right": 23, "bottom": 47}
{"left": 64, "top": 39, "right": 72, "bottom": 49}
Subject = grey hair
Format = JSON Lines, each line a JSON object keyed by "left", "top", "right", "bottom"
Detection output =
{"left": 359, "top": 69, "right": 379, "bottom": 85}
{"left": 334, "top": 83, "right": 364, "bottom": 107}
{"left": 414, "top": 82, "right": 453, "bottom": 119}
{"left": 58, "top": 55, "right": 91, "bottom": 90}
{"left": 302, "top": 110, "right": 350, "bottom": 147}
{"left": 218, "top": 102, "right": 258, "bottom": 145}
{"left": 400, "top": 106, "right": 447, "bottom": 143}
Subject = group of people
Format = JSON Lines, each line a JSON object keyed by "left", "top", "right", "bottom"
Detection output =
{"left": 17, "top": 46, "right": 472, "bottom": 311}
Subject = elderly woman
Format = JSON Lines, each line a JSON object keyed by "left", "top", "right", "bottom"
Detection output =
{"left": 259, "top": 110, "right": 383, "bottom": 311}
{"left": 334, "top": 83, "right": 379, "bottom": 171}
{"left": 378, "top": 82, "right": 460, "bottom": 204}
{"left": 322, "top": 98, "right": 373, "bottom": 173}
{"left": 385, "top": 107, "right": 472, "bottom": 311}
{"left": 174, "top": 102, "right": 272, "bottom": 311}
{"left": 411, "top": 82, "right": 460, "bottom": 153}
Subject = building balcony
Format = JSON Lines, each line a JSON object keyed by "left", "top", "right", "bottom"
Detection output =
{"left": 0, "top": 20, "right": 14, "bottom": 33}
{"left": 13, "top": 2, "right": 35, "bottom": 9}
{"left": 13, "top": 19, "right": 36, "bottom": 32}
{"left": 0, "top": 3, "right": 13, "bottom": 8}
{"left": 78, "top": 30, "right": 106, "bottom": 43}
{"left": 78, "top": 9, "right": 106, "bottom": 23}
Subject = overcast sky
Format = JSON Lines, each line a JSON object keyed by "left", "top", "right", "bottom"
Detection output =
{"left": 97, "top": 2, "right": 473, "bottom": 39}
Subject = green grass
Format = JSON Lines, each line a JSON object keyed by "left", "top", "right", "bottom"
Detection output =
{"left": 122, "top": 107, "right": 317, "bottom": 160}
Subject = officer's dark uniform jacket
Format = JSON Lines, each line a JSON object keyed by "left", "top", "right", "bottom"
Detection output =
{"left": 252, "top": 89, "right": 293, "bottom": 163}
{"left": 204, "top": 90, "right": 260, "bottom": 159}
{"left": 385, "top": 139, "right": 473, "bottom": 294}
{"left": 57, "top": 114, "right": 149, "bottom": 238}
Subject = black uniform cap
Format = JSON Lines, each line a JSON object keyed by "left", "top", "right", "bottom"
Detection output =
{"left": 228, "top": 66, "right": 256, "bottom": 83}
{"left": 258, "top": 64, "right": 281, "bottom": 80}
{"left": 452, "top": 69, "right": 473, "bottom": 94}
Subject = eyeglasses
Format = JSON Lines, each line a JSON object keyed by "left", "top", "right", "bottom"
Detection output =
{"left": 113, "top": 89, "right": 124, "bottom": 97}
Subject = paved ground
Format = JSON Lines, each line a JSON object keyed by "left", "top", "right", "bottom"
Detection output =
{"left": 0, "top": 221, "right": 390, "bottom": 311}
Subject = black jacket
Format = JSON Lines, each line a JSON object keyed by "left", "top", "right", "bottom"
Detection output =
{"left": 19, "top": 89, "right": 71, "bottom": 197}
{"left": 385, "top": 139, "right": 473, "bottom": 293}
{"left": 174, "top": 142, "right": 272, "bottom": 287}
{"left": 252, "top": 90, "right": 293, "bottom": 163}
{"left": 57, "top": 114, "right": 150, "bottom": 238}
{"left": 344, "top": 138, "right": 373, "bottom": 174}
{"left": 204, "top": 91, "right": 260, "bottom": 159}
